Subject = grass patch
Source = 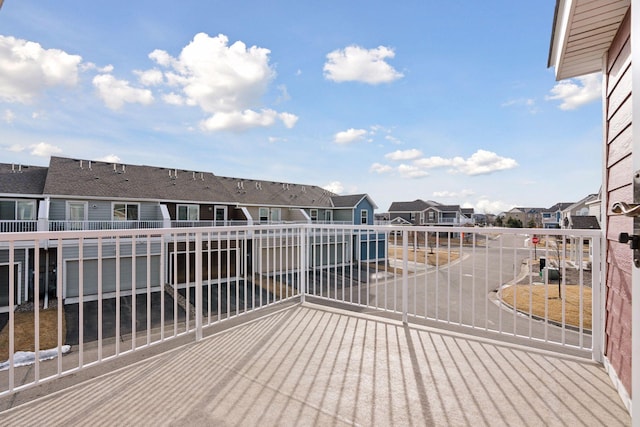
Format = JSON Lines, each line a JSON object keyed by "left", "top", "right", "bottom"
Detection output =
{"left": 0, "top": 308, "right": 66, "bottom": 361}
{"left": 500, "top": 284, "right": 591, "bottom": 330}
{"left": 387, "top": 247, "right": 460, "bottom": 266}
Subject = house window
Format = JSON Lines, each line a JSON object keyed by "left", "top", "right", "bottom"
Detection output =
{"left": 410, "top": 212, "right": 415, "bottom": 222}
{"left": 270, "top": 208, "right": 281, "bottom": 222}
{"left": 67, "top": 201, "right": 87, "bottom": 221}
{"left": 177, "top": 204, "right": 199, "bottom": 221}
{"left": 0, "top": 200, "right": 36, "bottom": 220}
{"left": 259, "top": 207, "right": 269, "bottom": 222}
{"left": 214, "top": 206, "right": 226, "bottom": 223}
{"left": 420, "top": 212, "right": 425, "bottom": 225}
{"left": 360, "top": 209, "right": 368, "bottom": 225}
{"left": 113, "top": 203, "right": 139, "bottom": 221}
{"left": 310, "top": 209, "right": 318, "bottom": 222}
{"left": 325, "top": 210, "right": 333, "bottom": 222}
{"left": 258, "top": 207, "right": 282, "bottom": 223}
{"left": 428, "top": 211, "right": 434, "bottom": 221}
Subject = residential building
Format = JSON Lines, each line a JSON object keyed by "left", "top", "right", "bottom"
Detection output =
{"left": 387, "top": 199, "right": 474, "bottom": 226}
{"left": 0, "top": 156, "right": 385, "bottom": 312}
{"left": 542, "top": 202, "right": 573, "bottom": 228}
{"left": 561, "top": 194, "right": 599, "bottom": 229}
{"left": 502, "top": 207, "right": 544, "bottom": 227}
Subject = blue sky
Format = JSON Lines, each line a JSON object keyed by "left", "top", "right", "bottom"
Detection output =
{"left": 0, "top": 1, "right": 602, "bottom": 214}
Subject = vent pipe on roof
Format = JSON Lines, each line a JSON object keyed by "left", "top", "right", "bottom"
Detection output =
{"left": 88, "top": 160, "right": 92, "bottom": 170}
{"left": 113, "top": 163, "right": 117, "bottom": 172}
{"left": 11, "top": 164, "right": 14, "bottom": 173}
{"left": 80, "top": 160, "right": 83, "bottom": 169}
{"left": 18, "top": 164, "right": 21, "bottom": 173}
{"left": 201, "top": 172, "right": 204, "bottom": 181}
{"left": 122, "top": 164, "right": 125, "bottom": 173}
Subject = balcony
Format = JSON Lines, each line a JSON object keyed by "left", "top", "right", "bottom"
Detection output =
{"left": 0, "top": 219, "right": 356, "bottom": 233}
{"left": 0, "top": 225, "right": 630, "bottom": 424}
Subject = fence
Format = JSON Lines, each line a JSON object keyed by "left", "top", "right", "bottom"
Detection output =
{"left": 0, "top": 224, "right": 601, "bottom": 396}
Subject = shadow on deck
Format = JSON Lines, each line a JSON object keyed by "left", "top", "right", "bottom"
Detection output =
{"left": 0, "top": 301, "right": 630, "bottom": 426}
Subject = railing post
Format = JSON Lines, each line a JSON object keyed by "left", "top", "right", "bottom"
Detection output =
{"left": 300, "top": 225, "right": 307, "bottom": 304}
{"left": 592, "top": 234, "right": 603, "bottom": 363}
{"left": 195, "top": 232, "right": 203, "bottom": 341}
{"left": 402, "top": 229, "right": 409, "bottom": 324}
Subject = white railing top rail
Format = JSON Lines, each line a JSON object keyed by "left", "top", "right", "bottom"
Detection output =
{"left": 0, "top": 224, "right": 604, "bottom": 245}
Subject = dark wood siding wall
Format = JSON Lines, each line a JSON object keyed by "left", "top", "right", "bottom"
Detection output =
{"left": 605, "top": 11, "right": 632, "bottom": 397}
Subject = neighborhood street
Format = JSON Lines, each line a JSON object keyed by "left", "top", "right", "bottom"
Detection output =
{"left": 315, "top": 232, "right": 592, "bottom": 353}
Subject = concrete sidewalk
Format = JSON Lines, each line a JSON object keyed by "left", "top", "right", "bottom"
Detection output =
{"left": 0, "top": 302, "right": 631, "bottom": 426}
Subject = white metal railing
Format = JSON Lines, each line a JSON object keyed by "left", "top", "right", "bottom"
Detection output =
{"left": 169, "top": 220, "right": 251, "bottom": 228}
{"left": 0, "top": 220, "right": 38, "bottom": 233}
{"left": 305, "top": 226, "right": 601, "bottom": 362}
{"left": 0, "top": 225, "right": 602, "bottom": 396}
{"left": 48, "top": 220, "right": 166, "bottom": 231}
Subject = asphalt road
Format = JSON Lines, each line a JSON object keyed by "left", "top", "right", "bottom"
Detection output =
{"left": 309, "top": 232, "right": 593, "bottom": 353}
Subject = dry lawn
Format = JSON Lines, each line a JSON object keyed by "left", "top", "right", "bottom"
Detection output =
{"left": 500, "top": 284, "right": 591, "bottom": 330}
{"left": 0, "top": 309, "right": 65, "bottom": 361}
{"left": 388, "top": 247, "right": 460, "bottom": 266}
{"left": 254, "top": 274, "right": 298, "bottom": 299}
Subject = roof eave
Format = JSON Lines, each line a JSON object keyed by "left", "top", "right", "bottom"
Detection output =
{"left": 548, "top": 0, "right": 630, "bottom": 81}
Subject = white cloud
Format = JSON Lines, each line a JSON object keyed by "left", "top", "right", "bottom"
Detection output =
{"left": 385, "top": 135, "right": 401, "bottom": 144}
{"left": 323, "top": 45, "right": 403, "bottom": 84}
{"left": 276, "top": 84, "right": 290, "bottom": 103}
{"left": 148, "top": 49, "right": 173, "bottom": 67}
{"left": 81, "top": 62, "right": 113, "bottom": 73}
{"left": 162, "top": 92, "right": 185, "bottom": 105}
{"left": 7, "top": 144, "right": 25, "bottom": 152}
{"left": 385, "top": 149, "right": 422, "bottom": 161}
{"left": 433, "top": 189, "right": 475, "bottom": 198}
{"left": 455, "top": 150, "right": 518, "bottom": 175}
{"left": 135, "top": 68, "right": 164, "bottom": 86}
{"left": 501, "top": 98, "right": 538, "bottom": 114}
{"left": 279, "top": 112, "right": 299, "bottom": 128}
{"left": 370, "top": 163, "right": 393, "bottom": 174}
{"left": 414, "top": 149, "right": 517, "bottom": 176}
{"left": 200, "top": 108, "right": 296, "bottom": 132}
{"left": 268, "top": 136, "right": 287, "bottom": 143}
{"left": 323, "top": 181, "right": 344, "bottom": 194}
{"left": 468, "top": 199, "right": 514, "bottom": 215}
{"left": 414, "top": 156, "right": 456, "bottom": 169}
{"left": 97, "top": 154, "right": 121, "bottom": 163}
{"left": 334, "top": 128, "right": 367, "bottom": 144}
{"left": 3, "top": 109, "right": 15, "bottom": 123}
{"left": 0, "top": 35, "right": 82, "bottom": 103}
{"left": 148, "top": 33, "right": 296, "bottom": 132}
{"left": 546, "top": 73, "right": 601, "bottom": 110}
{"left": 398, "top": 164, "right": 428, "bottom": 178}
{"left": 92, "top": 74, "right": 154, "bottom": 110}
{"left": 30, "top": 142, "right": 62, "bottom": 157}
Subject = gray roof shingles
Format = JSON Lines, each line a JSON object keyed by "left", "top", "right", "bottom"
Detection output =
{"left": 0, "top": 163, "right": 48, "bottom": 196}
{"left": 41, "top": 156, "right": 341, "bottom": 208}
{"left": 570, "top": 216, "right": 600, "bottom": 229}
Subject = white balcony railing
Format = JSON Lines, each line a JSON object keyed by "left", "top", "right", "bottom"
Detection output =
{"left": 0, "top": 219, "right": 360, "bottom": 233}
{"left": 0, "top": 220, "right": 37, "bottom": 233}
{"left": 0, "top": 225, "right": 601, "bottom": 397}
